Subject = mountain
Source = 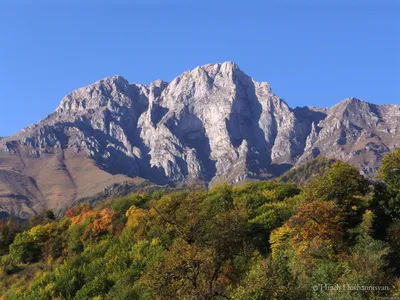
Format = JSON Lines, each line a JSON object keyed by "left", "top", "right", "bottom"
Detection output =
{"left": 1, "top": 62, "right": 399, "bottom": 218}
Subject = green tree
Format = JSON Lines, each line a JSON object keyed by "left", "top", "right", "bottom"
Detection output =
{"left": 232, "top": 254, "right": 300, "bottom": 300}
{"left": 379, "top": 148, "right": 400, "bottom": 192}
{"left": 387, "top": 220, "right": 400, "bottom": 275}
{"left": 303, "top": 161, "right": 368, "bottom": 204}
{"left": 371, "top": 149, "right": 400, "bottom": 239}
{"left": 334, "top": 210, "right": 391, "bottom": 299}
{"left": 9, "top": 224, "right": 53, "bottom": 263}
{"left": 374, "top": 149, "right": 400, "bottom": 222}
{"left": 302, "top": 161, "right": 369, "bottom": 228}
{"left": 0, "top": 219, "right": 23, "bottom": 255}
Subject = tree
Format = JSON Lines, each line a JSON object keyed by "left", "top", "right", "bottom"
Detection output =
{"left": 148, "top": 190, "right": 206, "bottom": 245}
{"left": 68, "top": 223, "right": 86, "bottom": 254}
{"left": 141, "top": 187, "right": 250, "bottom": 299}
{"left": 387, "top": 220, "right": 400, "bottom": 275}
{"left": 247, "top": 201, "right": 295, "bottom": 253}
{"left": 109, "top": 193, "right": 150, "bottom": 215}
{"left": 0, "top": 219, "right": 23, "bottom": 255}
{"left": 270, "top": 201, "right": 343, "bottom": 261}
{"left": 65, "top": 206, "right": 76, "bottom": 217}
{"left": 74, "top": 276, "right": 112, "bottom": 299}
{"left": 144, "top": 238, "right": 232, "bottom": 299}
{"left": 371, "top": 150, "right": 400, "bottom": 239}
{"left": 379, "top": 148, "right": 400, "bottom": 192}
{"left": 126, "top": 205, "right": 148, "bottom": 228}
{"left": 232, "top": 254, "right": 296, "bottom": 300}
{"left": 374, "top": 149, "right": 400, "bottom": 223}
{"left": 9, "top": 224, "right": 54, "bottom": 263}
{"left": 28, "top": 210, "right": 56, "bottom": 228}
{"left": 232, "top": 181, "right": 300, "bottom": 253}
{"left": 45, "top": 210, "right": 56, "bottom": 220}
{"left": 302, "top": 161, "right": 369, "bottom": 228}
{"left": 91, "top": 208, "right": 118, "bottom": 238}
{"left": 303, "top": 161, "right": 368, "bottom": 204}
{"left": 334, "top": 211, "right": 391, "bottom": 299}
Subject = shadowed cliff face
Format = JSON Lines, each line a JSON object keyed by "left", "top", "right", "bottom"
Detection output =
{"left": 1, "top": 62, "right": 400, "bottom": 218}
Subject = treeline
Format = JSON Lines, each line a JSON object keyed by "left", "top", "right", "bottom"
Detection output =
{"left": 0, "top": 150, "right": 400, "bottom": 299}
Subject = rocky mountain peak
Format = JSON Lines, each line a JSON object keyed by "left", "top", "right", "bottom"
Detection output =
{"left": 55, "top": 75, "right": 132, "bottom": 115}
{"left": 331, "top": 97, "right": 366, "bottom": 111}
{"left": 198, "top": 61, "right": 240, "bottom": 74}
{"left": 326, "top": 97, "right": 382, "bottom": 130}
{"left": 150, "top": 79, "right": 168, "bottom": 88}
{"left": 1, "top": 62, "right": 399, "bottom": 218}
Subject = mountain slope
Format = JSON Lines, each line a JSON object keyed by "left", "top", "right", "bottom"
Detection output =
{"left": 1, "top": 62, "right": 399, "bottom": 218}
{"left": 297, "top": 98, "right": 400, "bottom": 174}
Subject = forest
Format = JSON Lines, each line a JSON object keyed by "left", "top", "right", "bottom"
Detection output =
{"left": 0, "top": 150, "right": 399, "bottom": 299}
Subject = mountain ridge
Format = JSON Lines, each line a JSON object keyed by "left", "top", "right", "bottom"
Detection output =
{"left": 1, "top": 61, "right": 399, "bottom": 218}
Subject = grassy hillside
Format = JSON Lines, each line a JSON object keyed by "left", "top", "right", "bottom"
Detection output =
{"left": 1, "top": 151, "right": 400, "bottom": 299}
{"left": 278, "top": 157, "right": 338, "bottom": 187}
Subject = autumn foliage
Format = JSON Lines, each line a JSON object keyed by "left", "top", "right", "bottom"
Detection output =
{"left": 1, "top": 154, "right": 400, "bottom": 299}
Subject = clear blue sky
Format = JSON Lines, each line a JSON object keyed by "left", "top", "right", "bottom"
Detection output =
{"left": 0, "top": 0, "right": 399, "bottom": 137}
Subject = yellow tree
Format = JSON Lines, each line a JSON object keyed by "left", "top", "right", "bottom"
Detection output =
{"left": 270, "top": 201, "right": 343, "bottom": 261}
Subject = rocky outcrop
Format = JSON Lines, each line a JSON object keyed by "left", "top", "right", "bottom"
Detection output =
{"left": 296, "top": 98, "right": 400, "bottom": 175}
{"left": 1, "top": 62, "right": 399, "bottom": 218}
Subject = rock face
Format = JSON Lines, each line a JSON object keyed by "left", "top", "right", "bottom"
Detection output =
{"left": 1, "top": 62, "right": 400, "bottom": 218}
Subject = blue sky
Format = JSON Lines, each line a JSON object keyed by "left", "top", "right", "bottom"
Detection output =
{"left": 0, "top": 0, "right": 398, "bottom": 136}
